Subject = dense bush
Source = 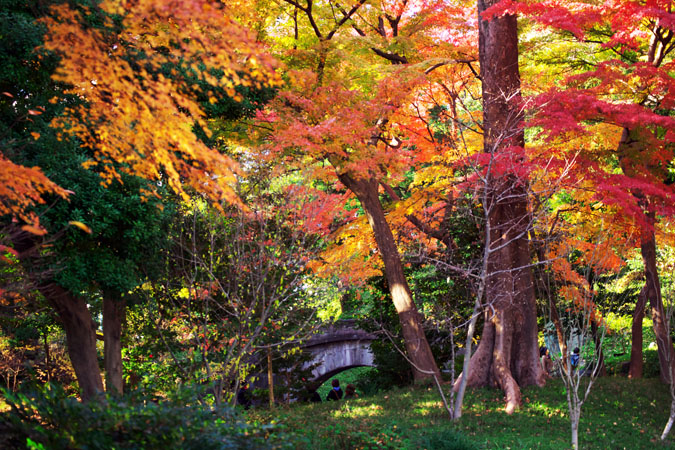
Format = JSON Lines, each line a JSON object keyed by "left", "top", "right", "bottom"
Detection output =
{"left": 0, "top": 385, "right": 290, "bottom": 449}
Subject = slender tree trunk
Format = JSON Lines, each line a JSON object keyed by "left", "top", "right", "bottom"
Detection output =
{"left": 459, "top": 0, "right": 545, "bottom": 413}
{"left": 103, "top": 293, "right": 125, "bottom": 395}
{"left": 641, "top": 227, "right": 675, "bottom": 383}
{"left": 337, "top": 173, "right": 441, "bottom": 382}
{"left": 629, "top": 288, "right": 648, "bottom": 378}
{"left": 453, "top": 279, "right": 485, "bottom": 420}
{"left": 618, "top": 128, "right": 675, "bottom": 383}
{"left": 591, "top": 320, "right": 606, "bottom": 376}
{"left": 550, "top": 297, "right": 568, "bottom": 372}
{"left": 662, "top": 403, "right": 675, "bottom": 441}
{"left": 267, "top": 348, "right": 275, "bottom": 408}
{"left": 662, "top": 376, "right": 675, "bottom": 440}
{"left": 43, "top": 331, "right": 51, "bottom": 382}
{"left": 570, "top": 405, "right": 580, "bottom": 450}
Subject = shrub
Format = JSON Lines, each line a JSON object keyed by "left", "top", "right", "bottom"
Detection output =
{"left": 413, "top": 428, "right": 478, "bottom": 450}
{"left": 0, "top": 384, "right": 290, "bottom": 449}
{"left": 300, "top": 422, "right": 407, "bottom": 450}
{"left": 643, "top": 348, "right": 660, "bottom": 378}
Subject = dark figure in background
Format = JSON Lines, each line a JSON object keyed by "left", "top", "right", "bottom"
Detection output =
{"left": 236, "top": 383, "right": 252, "bottom": 409}
{"left": 326, "top": 378, "right": 343, "bottom": 401}
{"left": 344, "top": 384, "right": 357, "bottom": 400}
{"left": 539, "top": 346, "right": 553, "bottom": 377}
{"left": 570, "top": 347, "right": 580, "bottom": 372}
{"left": 304, "top": 382, "right": 322, "bottom": 403}
{"left": 309, "top": 390, "right": 322, "bottom": 403}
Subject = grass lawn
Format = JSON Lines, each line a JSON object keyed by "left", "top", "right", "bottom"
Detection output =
{"left": 249, "top": 377, "right": 675, "bottom": 449}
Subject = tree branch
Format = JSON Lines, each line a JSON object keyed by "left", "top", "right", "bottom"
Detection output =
{"left": 326, "top": 0, "right": 367, "bottom": 40}
{"left": 370, "top": 47, "right": 408, "bottom": 64}
{"left": 380, "top": 182, "right": 455, "bottom": 249}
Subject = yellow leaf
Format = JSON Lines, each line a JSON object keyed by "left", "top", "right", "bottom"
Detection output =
{"left": 68, "top": 221, "right": 92, "bottom": 234}
{"left": 21, "top": 225, "right": 48, "bottom": 236}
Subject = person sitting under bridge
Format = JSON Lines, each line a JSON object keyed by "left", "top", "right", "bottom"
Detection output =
{"left": 326, "top": 379, "right": 343, "bottom": 401}
{"left": 344, "top": 384, "right": 357, "bottom": 400}
{"left": 302, "top": 380, "right": 322, "bottom": 403}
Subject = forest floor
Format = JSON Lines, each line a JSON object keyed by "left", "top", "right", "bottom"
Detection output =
{"left": 250, "top": 377, "right": 675, "bottom": 449}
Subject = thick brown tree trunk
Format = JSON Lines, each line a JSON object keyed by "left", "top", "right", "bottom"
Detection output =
{"left": 103, "top": 293, "right": 125, "bottom": 395}
{"left": 337, "top": 173, "right": 441, "bottom": 382}
{"left": 629, "top": 289, "right": 647, "bottom": 378}
{"left": 40, "top": 284, "right": 104, "bottom": 400}
{"left": 459, "top": 0, "right": 545, "bottom": 413}
{"left": 464, "top": 182, "right": 546, "bottom": 413}
{"left": 13, "top": 229, "right": 104, "bottom": 401}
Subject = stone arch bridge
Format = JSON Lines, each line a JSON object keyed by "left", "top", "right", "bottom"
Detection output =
{"left": 301, "top": 319, "right": 376, "bottom": 383}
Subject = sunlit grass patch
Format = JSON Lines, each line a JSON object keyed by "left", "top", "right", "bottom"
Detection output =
{"left": 249, "top": 376, "right": 675, "bottom": 449}
{"left": 525, "top": 400, "right": 566, "bottom": 418}
{"left": 411, "top": 399, "right": 443, "bottom": 416}
{"left": 332, "top": 402, "right": 385, "bottom": 419}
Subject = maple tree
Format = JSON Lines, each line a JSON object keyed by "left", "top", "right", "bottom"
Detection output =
{"left": 252, "top": 0, "right": 484, "bottom": 382}
{"left": 256, "top": 0, "right": 558, "bottom": 410}
{"left": 503, "top": 0, "right": 675, "bottom": 384}
{"left": 0, "top": 0, "right": 106, "bottom": 399}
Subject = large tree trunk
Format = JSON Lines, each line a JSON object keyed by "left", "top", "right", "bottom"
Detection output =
{"left": 13, "top": 229, "right": 104, "bottom": 401}
{"left": 464, "top": 182, "right": 546, "bottom": 413}
{"left": 337, "top": 173, "right": 441, "bottom": 382}
{"left": 40, "top": 284, "right": 104, "bottom": 400}
{"left": 459, "top": 0, "right": 545, "bottom": 413}
{"left": 103, "top": 293, "right": 125, "bottom": 395}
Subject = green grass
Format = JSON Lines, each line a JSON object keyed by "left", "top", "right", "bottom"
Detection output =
{"left": 250, "top": 377, "right": 675, "bottom": 449}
